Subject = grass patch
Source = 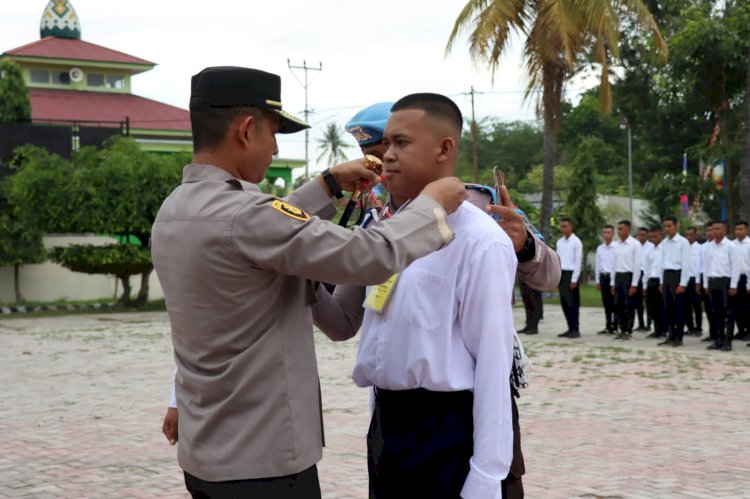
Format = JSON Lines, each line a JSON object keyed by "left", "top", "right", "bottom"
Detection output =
{"left": 524, "top": 283, "right": 602, "bottom": 307}
{"left": 0, "top": 299, "right": 166, "bottom": 319}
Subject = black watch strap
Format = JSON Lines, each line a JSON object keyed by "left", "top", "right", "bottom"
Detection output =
{"left": 321, "top": 169, "right": 343, "bottom": 199}
{"left": 516, "top": 231, "right": 536, "bottom": 263}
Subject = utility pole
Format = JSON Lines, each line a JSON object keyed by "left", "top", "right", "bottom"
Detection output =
{"left": 463, "top": 86, "right": 482, "bottom": 183}
{"left": 288, "top": 59, "right": 322, "bottom": 181}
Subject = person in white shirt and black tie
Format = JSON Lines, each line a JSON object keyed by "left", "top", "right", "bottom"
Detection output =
{"left": 703, "top": 221, "right": 740, "bottom": 351}
{"left": 643, "top": 228, "right": 666, "bottom": 338}
{"left": 595, "top": 225, "right": 616, "bottom": 334}
{"left": 635, "top": 227, "right": 654, "bottom": 331}
{"left": 612, "top": 220, "right": 642, "bottom": 340}
{"left": 685, "top": 226, "right": 704, "bottom": 335}
{"left": 731, "top": 220, "right": 750, "bottom": 342}
{"left": 657, "top": 216, "right": 692, "bottom": 347}
{"left": 556, "top": 218, "right": 583, "bottom": 338}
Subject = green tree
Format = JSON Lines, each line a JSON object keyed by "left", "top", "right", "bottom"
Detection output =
{"left": 559, "top": 137, "right": 605, "bottom": 273}
{"left": 0, "top": 196, "right": 45, "bottom": 303}
{"left": 0, "top": 60, "right": 31, "bottom": 123}
{"left": 447, "top": 0, "right": 668, "bottom": 240}
{"left": 316, "top": 122, "right": 352, "bottom": 167}
{"left": 6, "top": 138, "right": 185, "bottom": 306}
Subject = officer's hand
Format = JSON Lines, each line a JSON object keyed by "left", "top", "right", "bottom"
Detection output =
{"left": 570, "top": 282, "right": 578, "bottom": 290}
{"left": 421, "top": 177, "right": 467, "bottom": 214}
{"left": 676, "top": 285, "right": 685, "bottom": 294}
{"left": 696, "top": 284, "right": 702, "bottom": 294}
{"left": 328, "top": 158, "right": 381, "bottom": 192}
{"left": 628, "top": 286, "right": 637, "bottom": 296}
{"left": 658, "top": 285, "right": 663, "bottom": 295}
{"left": 484, "top": 186, "right": 526, "bottom": 252}
{"left": 596, "top": 283, "right": 601, "bottom": 292}
{"left": 162, "top": 407, "right": 178, "bottom": 445}
{"left": 729, "top": 288, "right": 738, "bottom": 297}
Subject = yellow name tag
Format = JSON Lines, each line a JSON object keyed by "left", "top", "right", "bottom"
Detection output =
{"left": 363, "top": 273, "right": 400, "bottom": 313}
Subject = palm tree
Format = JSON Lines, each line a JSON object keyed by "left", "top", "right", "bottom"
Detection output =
{"left": 447, "top": 0, "right": 667, "bottom": 239}
{"left": 316, "top": 122, "right": 352, "bottom": 167}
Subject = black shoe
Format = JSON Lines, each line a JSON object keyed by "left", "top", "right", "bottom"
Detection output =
{"left": 658, "top": 339, "right": 673, "bottom": 346}
{"left": 524, "top": 329, "right": 539, "bottom": 335}
{"left": 721, "top": 343, "right": 732, "bottom": 351}
{"left": 701, "top": 337, "right": 714, "bottom": 342}
{"left": 567, "top": 330, "right": 581, "bottom": 339}
{"left": 518, "top": 326, "right": 530, "bottom": 333}
{"left": 636, "top": 326, "right": 649, "bottom": 332}
{"left": 671, "top": 340, "right": 684, "bottom": 347}
{"left": 597, "top": 329, "right": 610, "bottom": 335}
{"left": 558, "top": 331, "right": 571, "bottom": 337}
{"left": 707, "top": 342, "right": 723, "bottom": 350}
{"left": 733, "top": 333, "right": 747, "bottom": 341}
{"left": 647, "top": 332, "right": 663, "bottom": 339}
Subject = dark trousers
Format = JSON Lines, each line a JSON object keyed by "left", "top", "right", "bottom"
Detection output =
{"left": 520, "top": 280, "right": 543, "bottom": 329}
{"left": 703, "top": 281, "right": 717, "bottom": 340}
{"left": 599, "top": 273, "right": 616, "bottom": 331}
{"left": 729, "top": 275, "right": 749, "bottom": 337}
{"left": 708, "top": 277, "right": 731, "bottom": 344}
{"left": 184, "top": 465, "right": 321, "bottom": 499}
{"left": 368, "top": 388, "right": 476, "bottom": 499}
{"left": 559, "top": 270, "right": 580, "bottom": 331}
{"left": 646, "top": 278, "right": 665, "bottom": 335}
{"left": 685, "top": 276, "right": 703, "bottom": 331}
{"left": 614, "top": 272, "right": 635, "bottom": 333}
{"left": 635, "top": 277, "right": 646, "bottom": 328}
{"left": 662, "top": 270, "right": 686, "bottom": 341}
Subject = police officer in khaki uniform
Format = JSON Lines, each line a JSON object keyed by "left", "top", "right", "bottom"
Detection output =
{"left": 151, "top": 67, "right": 466, "bottom": 498}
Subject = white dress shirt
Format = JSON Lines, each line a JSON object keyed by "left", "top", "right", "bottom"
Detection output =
{"left": 735, "top": 237, "right": 750, "bottom": 276}
{"left": 703, "top": 237, "right": 740, "bottom": 289}
{"left": 353, "top": 202, "right": 516, "bottom": 499}
{"left": 642, "top": 243, "right": 663, "bottom": 289}
{"left": 556, "top": 233, "right": 583, "bottom": 283}
{"left": 595, "top": 242, "right": 614, "bottom": 282}
{"left": 658, "top": 233, "right": 692, "bottom": 287}
{"left": 613, "top": 236, "right": 642, "bottom": 287}
{"left": 640, "top": 240, "right": 654, "bottom": 273}
{"left": 690, "top": 241, "right": 704, "bottom": 280}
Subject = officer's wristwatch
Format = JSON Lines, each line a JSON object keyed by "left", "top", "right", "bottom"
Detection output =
{"left": 516, "top": 231, "right": 536, "bottom": 263}
{"left": 321, "top": 168, "right": 343, "bottom": 199}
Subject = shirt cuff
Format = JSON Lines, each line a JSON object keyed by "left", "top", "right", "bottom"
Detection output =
{"left": 460, "top": 468, "right": 503, "bottom": 499}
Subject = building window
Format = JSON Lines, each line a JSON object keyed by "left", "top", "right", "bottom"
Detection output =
{"left": 54, "top": 71, "right": 71, "bottom": 85}
{"left": 87, "top": 73, "right": 105, "bottom": 87}
{"left": 30, "top": 69, "right": 50, "bottom": 84}
{"left": 107, "top": 75, "right": 125, "bottom": 89}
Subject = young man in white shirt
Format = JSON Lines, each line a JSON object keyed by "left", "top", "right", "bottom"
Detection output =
{"left": 635, "top": 227, "right": 653, "bottom": 331}
{"left": 612, "top": 220, "right": 642, "bottom": 340}
{"left": 703, "top": 221, "right": 740, "bottom": 351}
{"left": 685, "top": 226, "right": 704, "bottom": 335}
{"left": 657, "top": 216, "right": 692, "bottom": 347}
{"left": 731, "top": 220, "right": 750, "bottom": 341}
{"left": 643, "top": 228, "right": 666, "bottom": 338}
{"left": 556, "top": 218, "right": 583, "bottom": 338}
{"left": 595, "top": 225, "right": 616, "bottom": 334}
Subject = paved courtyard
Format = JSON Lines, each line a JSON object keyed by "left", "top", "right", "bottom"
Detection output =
{"left": 1, "top": 306, "right": 748, "bottom": 498}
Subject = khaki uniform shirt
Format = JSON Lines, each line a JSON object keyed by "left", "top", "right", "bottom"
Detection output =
{"left": 151, "top": 164, "right": 452, "bottom": 481}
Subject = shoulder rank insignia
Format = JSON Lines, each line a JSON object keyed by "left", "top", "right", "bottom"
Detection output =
{"left": 272, "top": 199, "right": 310, "bottom": 221}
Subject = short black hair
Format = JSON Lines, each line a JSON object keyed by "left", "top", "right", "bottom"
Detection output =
{"left": 735, "top": 220, "right": 749, "bottom": 228}
{"left": 604, "top": 224, "right": 614, "bottom": 230}
{"left": 618, "top": 220, "right": 631, "bottom": 228}
{"left": 637, "top": 227, "right": 648, "bottom": 233}
{"left": 391, "top": 93, "right": 463, "bottom": 137}
{"left": 687, "top": 226, "right": 698, "bottom": 232}
{"left": 712, "top": 220, "right": 727, "bottom": 228}
{"left": 662, "top": 216, "right": 678, "bottom": 225}
{"left": 560, "top": 217, "right": 572, "bottom": 225}
{"left": 190, "top": 106, "right": 264, "bottom": 152}
{"left": 648, "top": 226, "right": 660, "bottom": 233}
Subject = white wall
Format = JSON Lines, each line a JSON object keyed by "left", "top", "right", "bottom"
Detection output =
{"left": 0, "top": 235, "right": 164, "bottom": 303}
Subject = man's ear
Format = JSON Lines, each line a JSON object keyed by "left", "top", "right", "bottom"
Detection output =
{"left": 437, "top": 136, "right": 457, "bottom": 163}
{"left": 236, "top": 115, "right": 256, "bottom": 149}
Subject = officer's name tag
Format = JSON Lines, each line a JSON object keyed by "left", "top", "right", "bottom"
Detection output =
{"left": 363, "top": 273, "right": 400, "bottom": 313}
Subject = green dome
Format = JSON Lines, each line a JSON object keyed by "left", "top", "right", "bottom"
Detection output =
{"left": 40, "top": 0, "right": 81, "bottom": 40}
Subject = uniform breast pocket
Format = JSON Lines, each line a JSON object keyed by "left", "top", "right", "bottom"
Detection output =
{"left": 402, "top": 268, "right": 452, "bottom": 331}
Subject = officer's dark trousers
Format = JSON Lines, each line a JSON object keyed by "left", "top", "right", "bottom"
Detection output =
{"left": 729, "top": 275, "right": 749, "bottom": 337}
{"left": 646, "top": 278, "right": 665, "bottom": 335}
{"left": 635, "top": 276, "right": 646, "bottom": 328}
{"left": 559, "top": 270, "right": 579, "bottom": 332}
{"left": 614, "top": 272, "right": 635, "bottom": 333}
{"left": 184, "top": 466, "right": 320, "bottom": 499}
{"left": 708, "top": 277, "right": 731, "bottom": 345}
{"left": 685, "top": 276, "right": 703, "bottom": 331}
{"left": 599, "top": 273, "right": 616, "bottom": 331}
{"left": 520, "top": 280, "right": 543, "bottom": 329}
{"left": 503, "top": 394, "right": 524, "bottom": 499}
{"left": 368, "top": 388, "right": 480, "bottom": 499}
{"left": 662, "top": 270, "right": 686, "bottom": 341}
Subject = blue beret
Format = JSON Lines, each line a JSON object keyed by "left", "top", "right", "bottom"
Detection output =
{"left": 345, "top": 102, "right": 393, "bottom": 146}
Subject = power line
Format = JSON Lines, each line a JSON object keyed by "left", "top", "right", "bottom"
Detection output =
{"left": 288, "top": 59, "right": 323, "bottom": 181}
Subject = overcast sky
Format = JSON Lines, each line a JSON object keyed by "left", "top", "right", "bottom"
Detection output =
{"left": 4, "top": 0, "right": 594, "bottom": 176}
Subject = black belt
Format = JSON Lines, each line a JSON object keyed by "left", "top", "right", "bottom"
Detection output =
{"left": 615, "top": 272, "right": 633, "bottom": 276}
{"left": 374, "top": 387, "right": 472, "bottom": 408}
{"left": 664, "top": 269, "right": 681, "bottom": 273}
{"left": 600, "top": 272, "right": 611, "bottom": 277}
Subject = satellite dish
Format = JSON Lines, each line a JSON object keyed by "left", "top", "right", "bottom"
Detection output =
{"left": 69, "top": 67, "right": 84, "bottom": 83}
